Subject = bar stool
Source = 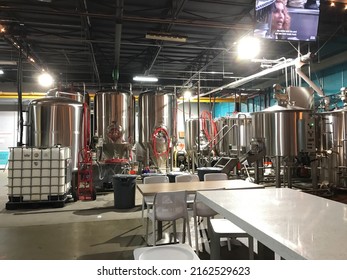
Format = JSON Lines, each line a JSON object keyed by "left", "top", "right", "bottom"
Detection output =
{"left": 209, "top": 218, "right": 254, "bottom": 260}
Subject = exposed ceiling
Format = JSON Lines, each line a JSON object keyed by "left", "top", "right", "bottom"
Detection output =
{"left": 0, "top": 0, "right": 347, "bottom": 97}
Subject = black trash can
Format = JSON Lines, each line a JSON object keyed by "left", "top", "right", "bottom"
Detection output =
{"left": 197, "top": 167, "right": 222, "bottom": 181}
{"left": 112, "top": 174, "right": 137, "bottom": 209}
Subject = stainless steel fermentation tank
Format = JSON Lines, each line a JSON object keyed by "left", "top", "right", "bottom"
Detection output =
{"left": 184, "top": 117, "right": 216, "bottom": 172}
{"left": 214, "top": 113, "right": 252, "bottom": 156}
{"left": 138, "top": 90, "right": 177, "bottom": 169}
{"left": 251, "top": 105, "right": 315, "bottom": 157}
{"left": 94, "top": 89, "right": 135, "bottom": 160}
{"left": 185, "top": 118, "right": 212, "bottom": 155}
{"left": 317, "top": 108, "right": 347, "bottom": 189}
{"left": 251, "top": 104, "right": 316, "bottom": 187}
{"left": 27, "top": 97, "right": 84, "bottom": 171}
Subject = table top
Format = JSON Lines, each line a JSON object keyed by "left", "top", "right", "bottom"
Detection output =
{"left": 137, "top": 179, "right": 264, "bottom": 196}
{"left": 196, "top": 188, "right": 347, "bottom": 260}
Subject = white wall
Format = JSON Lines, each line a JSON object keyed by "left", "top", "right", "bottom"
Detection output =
{"left": 0, "top": 111, "right": 18, "bottom": 167}
{"left": 0, "top": 111, "right": 17, "bottom": 150}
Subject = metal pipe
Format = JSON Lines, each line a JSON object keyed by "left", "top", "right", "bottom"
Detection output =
{"left": 113, "top": 0, "right": 124, "bottom": 86}
{"left": 0, "top": 6, "right": 251, "bottom": 30}
{"left": 296, "top": 68, "right": 324, "bottom": 97}
{"left": 198, "top": 58, "right": 296, "bottom": 97}
{"left": 197, "top": 78, "right": 201, "bottom": 167}
{"left": 17, "top": 48, "right": 23, "bottom": 147}
{"left": 205, "top": 124, "right": 239, "bottom": 154}
{"left": 275, "top": 156, "right": 281, "bottom": 188}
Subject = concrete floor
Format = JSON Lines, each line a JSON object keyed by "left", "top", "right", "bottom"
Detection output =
{"left": 0, "top": 169, "right": 255, "bottom": 260}
{"left": 0, "top": 169, "right": 149, "bottom": 260}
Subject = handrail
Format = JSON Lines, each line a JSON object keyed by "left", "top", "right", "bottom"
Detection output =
{"left": 203, "top": 124, "right": 239, "bottom": 155}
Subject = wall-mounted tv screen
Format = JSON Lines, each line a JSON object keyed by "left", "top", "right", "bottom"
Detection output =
{"left": 254, "top": 0, "right": 320, "bottom": 41}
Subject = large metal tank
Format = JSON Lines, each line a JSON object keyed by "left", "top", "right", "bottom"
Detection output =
{"left": 138, "top": 90, "right": 177, "bottom": 167}
{"left": 94, "top": 89, "right": 135, "bottom": 160}
{"left": 251, "top": 105, "right": 315, "bottom": 157}
{"left": 214, "top": 117, "right": 227, "bottom": 156}
{"left": 184, "top": 118, "right": 212, "bottom": 155}
{"left": 317, "top": 108, "right": 347, "bottom": 188}
{"left": 27, "top": 97, "right": 84, "bottom": 171}
{"left": 215, "top": 113, "right": 252, "bottom": 156}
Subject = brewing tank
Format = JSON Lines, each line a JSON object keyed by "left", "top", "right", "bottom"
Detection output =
{"left": 94, "top": 89, "right": 135, "bottom": 160}
{"left": 214, "top": 117, "right": 227, "bottom": 156}
{"left": 251, "top": 105, "right": 315, "bottom": 157}
{"left": 27, "top": 97, "right": 84, "bottom": 170}
{"left": 184, "top": 118, "right": 211, "bottom": 155}
{"left": 317, "top": 108, "right": 347, "bottom": 188}
{"left": 138, "top": 90, "right": 177, "bottom": 165}
{"left": 215, "top": 113, "right": 252, "bottom": 156}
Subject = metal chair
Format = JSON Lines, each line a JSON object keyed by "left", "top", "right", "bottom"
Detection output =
{"left": 142, "top": 175, "right": 169, "bottom": 223}
{"left": 146, "top": 190, "right": 192, "bottom": 246}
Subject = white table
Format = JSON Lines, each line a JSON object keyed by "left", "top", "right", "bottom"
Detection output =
{"left": 196, "top": 188, "right": 347, "bottom": 260}
{"left": 138, "top": 179, "right": 264, "bottom": 245}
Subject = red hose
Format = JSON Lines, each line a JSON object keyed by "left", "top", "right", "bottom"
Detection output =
{"left": 152, "top": 127, "right": 170, "bottom": 158}
{"left": 81, "top": 102, "right": 92, "bottom": 162}
{"left": 200, "top": 110, "right": 217, "bottom": 147}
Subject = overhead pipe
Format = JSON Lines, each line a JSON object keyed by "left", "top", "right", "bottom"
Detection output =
{"left": 0, "top": 6, "right": 251, "bottom": 30}
{"left": 195, "top": 53, "right": 324, "bottom": 98}
{"left": 295, "top": 52, "right": 324, "bottom": 97}
{"left": 17, "top": 49, "right": 23, "bottom": 147}
{"left": 113, "top": 0, "right": 124, "bottom": 87}
{"left": 197, "top": 76, "right": 201, "bottom": 168}
{"left": 81, "top": 0, "right": 100, "bottom": 85}
{"left": 197, "top": 58, "right": 296, "bottom": 98}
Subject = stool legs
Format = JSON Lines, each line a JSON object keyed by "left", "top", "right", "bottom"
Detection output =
{"left": 209, "top": 230, "right": 221, "bottom": 260}
{"left": 248, "top": 236, "right": 254, "bottom": 260}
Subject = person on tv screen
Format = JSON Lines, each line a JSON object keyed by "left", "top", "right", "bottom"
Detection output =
{"left": 271, "top": 0, "right": 291, "bottom": 38}
{"left": 255, "top": 0, "right": 291, "bottom": 39}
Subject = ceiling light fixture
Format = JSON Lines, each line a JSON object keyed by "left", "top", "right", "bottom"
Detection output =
{"left": 145, "top": 32, "right": 187, "bottom": 43}
{"left": 0, "top": 60, "right": 17, "bottom": 65}
{"left": 38, "top": 72, "right": 54, "bottom": 87}
{"left": 133, "top": 75, "right": 158, "bottom": 82}
{"left": 183, "top": 90, "right": 192, "bottom": 100}
{"left": 0, "top": 70, "right": 4, "bottom": 75}
{"left": 237, "top": 36, "right": 260, "bottom": 60}
{"left": 0, "top": 25, "right": 5, "bottom": 33}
